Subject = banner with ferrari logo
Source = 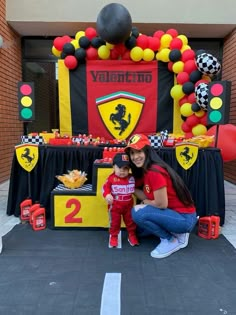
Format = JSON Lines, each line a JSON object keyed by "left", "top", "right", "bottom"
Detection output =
{"left": 175, "top": 143, "right": 199, "bottom": 170}
{"left": 58, "top": 59, "right": 174, "bottom": 138}
{"left": 15, "top": 144, "right": 39, "bottom": 172}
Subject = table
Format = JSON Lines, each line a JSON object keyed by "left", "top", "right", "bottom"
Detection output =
{"left": 6, "top": 146, "right": 225, "bottom": 225}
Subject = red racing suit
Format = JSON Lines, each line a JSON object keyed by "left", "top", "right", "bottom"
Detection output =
{"left": 102, "top": 173, "right": 136, "bottom": 236}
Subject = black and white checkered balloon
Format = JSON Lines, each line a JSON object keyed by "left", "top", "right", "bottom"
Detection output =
{"left": 196, "top": 53, "right": 221, "bottom": 75}
{"left": 195, "top": 83, "right": 208, "bottom": 111}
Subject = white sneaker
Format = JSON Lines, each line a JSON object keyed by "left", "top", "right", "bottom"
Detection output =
{"left": 150, "top": 237, "right": 181, "bottom": 259}
{"left": 172, "top": 233, "right": 190, "bottom": 249}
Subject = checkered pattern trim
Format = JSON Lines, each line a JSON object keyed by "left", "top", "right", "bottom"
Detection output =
{"left": 148, "top": 130, "right": 168, "bottom": 148}
{"left": 21, "top": 136, "right": 44, "bottom": 145}
{"left": 53, "top": 184, "right": 93, "bottom": 192}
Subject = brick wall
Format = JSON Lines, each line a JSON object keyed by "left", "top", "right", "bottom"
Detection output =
{"left": 222, "top": 28, "right": 236, "bottom": 184}
{"left": 0, "top": 0, "right": 23, "bottom": 183}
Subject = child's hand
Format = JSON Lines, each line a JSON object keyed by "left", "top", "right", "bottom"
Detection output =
{"left": 105, "top": 194, "right": 113, "bottom": 205}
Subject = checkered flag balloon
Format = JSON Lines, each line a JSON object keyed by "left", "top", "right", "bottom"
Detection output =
{"left": 195, "top": 83, "right": 209, "bottom": 111}
{"left": 196, "top": 53, "right": 221, "bottom": 75}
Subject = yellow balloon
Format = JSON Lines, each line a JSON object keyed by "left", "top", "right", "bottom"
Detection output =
{"left": 98, "top": 45, "right": 110, "bottom": 59}
{"left": 170, "top": 85, "right": 185, "bottom": 101}
{"left": 177, "top": 35, "right": 188, "bottom": 46}
{"left": 192, "top": 124, "right": 207, "bottom": 136}
{"left": 180, "top": 103, "right": 193, "bottom": 117}
{"left": 130, "top": 47, "right": 143, "bottom": 62}
{"left": 75, "top": 31, "right": 85, "bottom": 40}
{"left": 106, "top": 42, "right": 114, "bottom": 49}
{"left": 52, "top": 46, "right": 61, "bottom": 58}
{"left": 160, "top": 34, "right": 172, "bottom": 48}
{"left": 195, "top": 110, "right": 205, "bottom": 118}
{"left": 71, "top": 39, "right": 80, "bottom": 50}
{"left": 156, "top": 48, "right": 170, "bottom": 62}
{"left": 181, "top": 44, "right": 191, "bottom": 53}
{"left": 172, "top": 61, "right": 184, "bottom": 74}
{"left": 143, "top": 48, "right": 155, "bottom": 61}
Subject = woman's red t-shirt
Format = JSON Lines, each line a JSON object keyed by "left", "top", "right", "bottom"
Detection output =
{"left": 137, "top": 165, "right": 196, "bottom": 214}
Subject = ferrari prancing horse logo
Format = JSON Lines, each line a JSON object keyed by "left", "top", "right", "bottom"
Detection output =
{"left": 15, "top": 143, "right": 39, "bottom": 172}
{"left": 175, "top": 143, "right": 199, "bottom": 170}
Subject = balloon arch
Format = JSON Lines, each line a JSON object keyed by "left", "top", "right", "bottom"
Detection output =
{"left": 52, "top": 3, "right": 222, "bottom": 139}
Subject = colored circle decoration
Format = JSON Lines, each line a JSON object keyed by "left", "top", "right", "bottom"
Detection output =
{"left": 20, "top": 84, "right": 32, "bottom": 95}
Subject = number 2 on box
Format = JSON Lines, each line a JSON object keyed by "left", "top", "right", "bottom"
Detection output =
{"left": 64, "top": 198, "right": 82, "bottom": 223}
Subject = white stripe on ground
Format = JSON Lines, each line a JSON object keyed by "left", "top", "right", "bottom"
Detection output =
{"left": 100, "top": 273, "right": 121, "bottom": 315}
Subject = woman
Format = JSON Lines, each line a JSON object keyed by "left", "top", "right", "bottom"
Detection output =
{"left": 125, "top": 134, "right": 198, "bottom": 259}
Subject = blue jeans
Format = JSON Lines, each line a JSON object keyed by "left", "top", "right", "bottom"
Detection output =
{"left": 131, "top": 205, "right": 198, "bottom": 240}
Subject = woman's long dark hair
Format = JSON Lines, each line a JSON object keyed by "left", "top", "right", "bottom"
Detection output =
{"left": 127, "top": 145, "right": 194, "bottom": 207}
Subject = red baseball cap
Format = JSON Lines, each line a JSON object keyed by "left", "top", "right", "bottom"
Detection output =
{"left": 125, "top": 134, "right": 150, "bottom": 151}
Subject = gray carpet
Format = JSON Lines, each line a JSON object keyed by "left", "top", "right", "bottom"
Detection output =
{"left": 1, "top": 224, "right": 236, "bottom": 315}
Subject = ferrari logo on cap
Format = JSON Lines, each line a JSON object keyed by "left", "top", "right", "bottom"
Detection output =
{"left": 15, "top": 143, "right": 39, "bottom": 172}
{"left": 128, "top": 134, "right": 142, "bottom": 145}
{"left": 175, "top": 143, "right": 199, "bottom": 170}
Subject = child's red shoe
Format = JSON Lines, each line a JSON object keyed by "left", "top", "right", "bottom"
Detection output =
{"left": 128, "top": 234, "right": 139, "bottom": 246}
{"left": 109, "top": 235, "right": 118, "bottom": 247}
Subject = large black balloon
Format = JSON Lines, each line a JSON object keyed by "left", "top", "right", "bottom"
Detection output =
{"left": 96, "top": 3, "right": 132, "bottom": 44}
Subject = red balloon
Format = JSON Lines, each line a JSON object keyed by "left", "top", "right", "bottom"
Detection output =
{"left": 166, "top": 28, "right": 178, "bottom": 38}
{"left": 181, "top": 122, "right": 191, "bottom": 133}
{"left": 53, "top": 37, "right": 65, "bottom": 51}
{"left": 176, "top": 72, "right": 190, "bottom": 85}
{"left": 167, "top": 61, "right": 174, "bottom": 72}
{"left": 186, "top": 114, "right": 200, "bottom": 127}
{"left": 179, "top": 96, "right": 189, "bottom": 106}
{"left": 187, "top": 92, "right": 196, "bottom": 104}
{"left": 185, "top": 131, "right": 194, "bottom": 139}
{"left": 206, "top": 124, "right": 236, "bottom": 162}
{"left": 110, "top": 48, "right": 120, "bottom": 59}
{"left": 121, "top": 50, "right": 131, "bottom": 60}
{"left": 148, "top": 37, "right": 160, "bottom": 51}
{"left": 199, "top": 112, "right": 207, "bottom": 125}
{"left": 169, "top": 38, "right": 183, "bottom": 50}
{"left": 181, "top": 49, "right": 195, "bottom": 62}
{"left": 136, "top": 34, "right": 149, "bottom": 49}
{"left": 85, "top": 27, "right": 97, "bottom": 40}
{"left": 183, "top": 60, "right": 197, "bottom": 74}
{"left": 86, "top": 47, "right": 98, "bottom": 60}
{"left": 153, "top": 30, "right": 165, "bottom": 39}
{"left": 64, "top": 55, "right": 78, "bottom": 69}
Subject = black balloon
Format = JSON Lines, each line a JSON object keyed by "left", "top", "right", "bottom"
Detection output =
{"left": 96, "top": 3, "right": 132, "bottom": 44}
{"left": 79, "top": 36, "right": 90, "bottom": 49}
{"left": 169, "top": 49, "right": 181, "bottom": 62}
{"left": 125, "top": 35, "right": 137, "bottom": 50}
{"left": 131, "top": 26, "right": 139, "bottom": 38}
{"left": 191, "top": 102, "right": 201, "bottom": 112}
{"left": 195, "top": 49, "right": 206, "bottom": 57}
{"left": 74, "top": 48, "right": 86, "bottom": 61}
{"left": 182, "top": 82, "right": 195, "bottom": 95}
{"left": 91, "top": 37, "right": 105, "bottom": 48}
{"left": 62, "top": 43, "right": 75, "bottom": 55}
{"left": 189, "top": 70, "right": 202, "bottom": 83}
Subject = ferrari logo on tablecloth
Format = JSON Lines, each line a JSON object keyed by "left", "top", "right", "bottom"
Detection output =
{"left": 175, "top": 143, "right": 199, "bottom": 170}
{"left": 15, "top": 143, "right": 39, "bottom": 172}
{"left": 97, "top": 91, "right": 144, "bottom": 140}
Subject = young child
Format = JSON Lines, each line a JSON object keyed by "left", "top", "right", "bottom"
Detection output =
{"left": 102, "top": 152, "right": 139, "bottom": 248}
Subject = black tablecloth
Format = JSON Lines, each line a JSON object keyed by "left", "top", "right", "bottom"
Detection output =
{"left": 7, "top": 146, "right": 225, "bottom": 225}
